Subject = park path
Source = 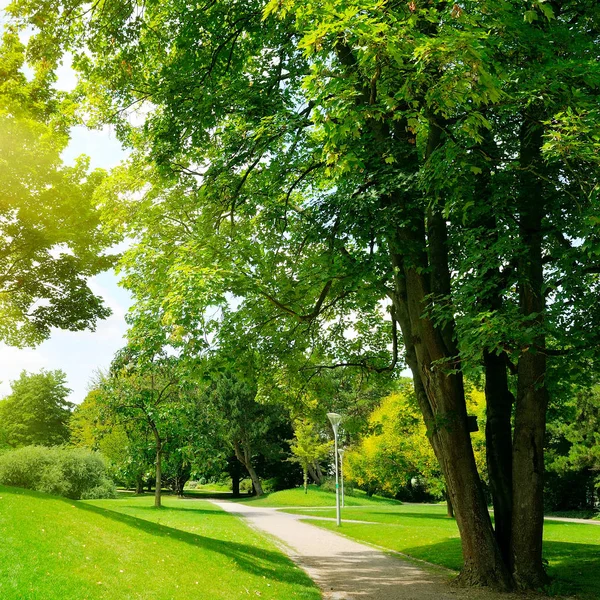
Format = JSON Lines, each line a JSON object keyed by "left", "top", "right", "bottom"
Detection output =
{"left": 210, "top": 500, "right": 554, "bottom": 600}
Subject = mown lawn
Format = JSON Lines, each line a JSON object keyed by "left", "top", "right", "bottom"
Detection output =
{"left": 237, "top": 485, "right": 401, "bottom": 507}
{"left": 285, "top": 503, "right": 600, "bottom": 599}
{"left": 0, "top": 485, "right": 321, "bottom": 600}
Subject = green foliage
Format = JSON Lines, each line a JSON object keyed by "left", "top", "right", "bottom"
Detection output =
{"left": 0, "top": 369, "right": 73, "bottom": 448}
{"left": 346, "top": 383, "right": 487, "bottom": 500}
{"left": 545, "top": 385, "right": 600, "bottom": 510}
{"left": 9, "top": 0, "right": 600, "bottom": 586}
{"left": 346, "top": 386, "right": 443, "bottom": 499}
{"left": 289, "top": 418, "right": 332, "bottom": 491}
{"left": 0, "top": 446, "right": 116, "bottom": 499}
{"left": 0, "top": 31, "right": 116, "bottom": 347}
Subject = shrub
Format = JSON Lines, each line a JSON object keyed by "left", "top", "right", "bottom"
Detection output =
{"left": 239, "top": 478, "right": 253, "bottom": 493}
{"left": 0, "top": 446, "right": 116, "bottom": 500}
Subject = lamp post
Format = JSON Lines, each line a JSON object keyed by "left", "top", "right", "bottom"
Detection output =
{"left": 327, "top": 412, "right": 342, "bottom": 526}
{"left": 338, "top": 448, "right": 345, "bottom": 508}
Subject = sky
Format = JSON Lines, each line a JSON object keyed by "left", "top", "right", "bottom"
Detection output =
{"left": 0, "top": 3, "right": 132, "bottom": 402}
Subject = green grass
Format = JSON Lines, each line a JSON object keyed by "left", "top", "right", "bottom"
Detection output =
{"left": 546, "top": 509, "right": 600, "bottom": 521}
{"left": 285, "top": 503, "right": 600, "bottom": 599}
{"left": 0, "top": 484, "right": 321, "bottom": 600}
{"left": 237, "top": 485, "right": 402, "bottom": 507}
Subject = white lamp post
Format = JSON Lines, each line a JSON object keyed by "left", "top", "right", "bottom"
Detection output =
{"left": 338, "top": 448, "right": 345, "bottom": 508}
{"left": 327, "top": 412, "right": 342, "bottom": 526}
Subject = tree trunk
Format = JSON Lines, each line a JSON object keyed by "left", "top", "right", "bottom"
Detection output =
{"left": 151, "top": 423, "right": 163, "bottom": 508}
{"left": 135, "top": 474, "right": 144, "bottom": 495}
{"left": 445, "top": 486, "right": 454, "bottom": 518}
{"left": 303, "top": 467, "right": 308, "bottom": 494}
{"left": 308, "top": 462, "right": 324, "bottom": 485}
{"left": 389, "top": 209, "right": 513, "bottom": 590}
{"left": 484, "top": 349, "right": 514, "bottom": 564}
{"left": 230, "top": 456, "right": 241, "bottom": 497}
{"left": 233, "top": 440, "right": 264, "bottom": 496}
{"left": 471, "top": 129, "right": 515, "bottom": 565}
{"left": 511, "top": 117, "right": 549, "bottom": 588}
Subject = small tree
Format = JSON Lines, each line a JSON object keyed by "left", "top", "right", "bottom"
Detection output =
{"left": 101, "top": 349, "right": 181, "bottom": 508}
{"left": 289, "top": 419, "right": 332, "bottom": 493}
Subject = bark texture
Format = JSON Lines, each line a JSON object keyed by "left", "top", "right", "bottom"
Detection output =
{"left": 511, "top": 117, "right": 549, "bottom": 588}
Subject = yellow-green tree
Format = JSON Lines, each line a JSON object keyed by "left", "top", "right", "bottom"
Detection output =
{"left": 289, "top": 419, "right": 332, "bottom": 493}
{"left": 346, "top": 385, "right": 487, "bottom": 501}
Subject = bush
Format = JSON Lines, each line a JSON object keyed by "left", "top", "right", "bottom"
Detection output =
{"left": 0, "top": 446, "right": 116, "bottom": 500}
{"left": 240, "top": 478, "right": 253, "bottom": 493}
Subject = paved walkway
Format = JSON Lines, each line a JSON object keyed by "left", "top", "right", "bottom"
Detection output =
{"left": 211, "top": 500, "right": 552, "bottom": 600}
{"left": 544, "top": 516, "right": 600, "bottom": 525}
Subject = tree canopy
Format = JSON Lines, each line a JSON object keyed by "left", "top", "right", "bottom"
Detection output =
{"left": 0, "top": 30, "right": 116, "bottom": 346}
{"left": 0, "top": 369, "right": 73, "bottom": 447}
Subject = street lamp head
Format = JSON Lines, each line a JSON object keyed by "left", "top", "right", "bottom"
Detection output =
{"left": 327, "top": 412, "right": 342, "bottom": 433}
{"left": 338, "top": 448, "right": 345, "bottom": 459}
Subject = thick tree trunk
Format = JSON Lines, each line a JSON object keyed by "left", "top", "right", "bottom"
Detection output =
{"left": 484, "top": 350, "right": 514, "bottom": 564}
{"left": 230, "top": 456, "right": 241, "bottom": 497}
{"left": 135, "top": 474, "right": 144, "bottom": 495}
{"left": 512, "top": 117, "right": 549, "bottom": 588}
{"left": 472, "top": 132, "right": 515, "bottom": 566}
{"left": 307, "top": 463, "right": 318, "bottom": 485}
{"left": 233, "top": 440, "right": 264, "bottom": 496}
{"left": 389, "top": 204, "right": 513, "bottom": 589}
{"left": 154, "top": 446, "right": 162, "bottom": 508}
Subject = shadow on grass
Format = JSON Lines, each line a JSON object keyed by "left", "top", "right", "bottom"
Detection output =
{"left": 0, "top": 485, "right": 313, "bottom": 590}
{"left": 544, "top": 540, "right": 600, "bottom": 599}
{"left": 401, "top": 538, "right": 599, "bottom": 598}
{"left": 71, "top": 500, "right": 311, "bottom": 586}
{"left": 110, "top": 505, "right": 232, "bottom": 516}
{"left": 182, "top": 490, "right": 238, "bottom": 500}
{"left": 398, "top": 539, "right": 463, "bottom": 572}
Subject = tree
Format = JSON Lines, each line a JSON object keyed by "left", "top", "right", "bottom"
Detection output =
{"left": 545, "top": 384, "right": 600, "bottom": 510}
{"left": 100, "top": 349, "right": 182, "bottom": 507}
{"left": 204, "top": 368, "right": 288, "bottom": 497}
{"left": 289, "top": 419, "right": 332, "bottom": 493}
{"left": 12, "top": 0, "right": 600, "bottom": 590}
{"left": 70, "top": 389, "right": 152, "bottom": 493}
{"left": 0, "top": 30, "right": 115, "bottom": 346}
{"left": 0, "top": 369, "right": 73, "bottom": 447}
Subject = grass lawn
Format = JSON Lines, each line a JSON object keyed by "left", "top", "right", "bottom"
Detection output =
{"left": 0, "top": 484, "right": 321, "bottom": 600}
{"left": 285, "top": 503, "right": 600, "bottom": 599}
{"left": 237, "top": 485, "right": 402, "bottom": 507}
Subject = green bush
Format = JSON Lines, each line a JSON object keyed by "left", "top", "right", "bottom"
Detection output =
{"left": 0, "top": 446, "right": 116, "bottom": 500}
{"left": 239, "top": 478, "right": 253, "bottom": 493}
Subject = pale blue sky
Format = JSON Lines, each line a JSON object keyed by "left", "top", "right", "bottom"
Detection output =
{"left": 0, "top": 2, "right": 132, "bottom": 402}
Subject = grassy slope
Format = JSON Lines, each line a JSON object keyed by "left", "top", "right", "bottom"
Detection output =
{"left": 0, "top": 485, "right": 321, "bottom": 600}
{"left": 237, "top": 485, "right": 402, "bottom": 507}
{"left": 287, "top": 503, "right": 600, "bottom": 599}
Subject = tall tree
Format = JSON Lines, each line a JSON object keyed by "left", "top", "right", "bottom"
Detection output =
{"left": 11, "top": 0, "right": 600, "bottom": 590}
{"left": 0, "top": 30, "right": 115, "bottom": 346}
{"left": 0, "top": 369, "right": 73, "bottom": 447}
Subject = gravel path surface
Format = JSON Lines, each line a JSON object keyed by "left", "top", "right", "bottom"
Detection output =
{"left": 211, "top": 500, "right": 557, "bottom": 600}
